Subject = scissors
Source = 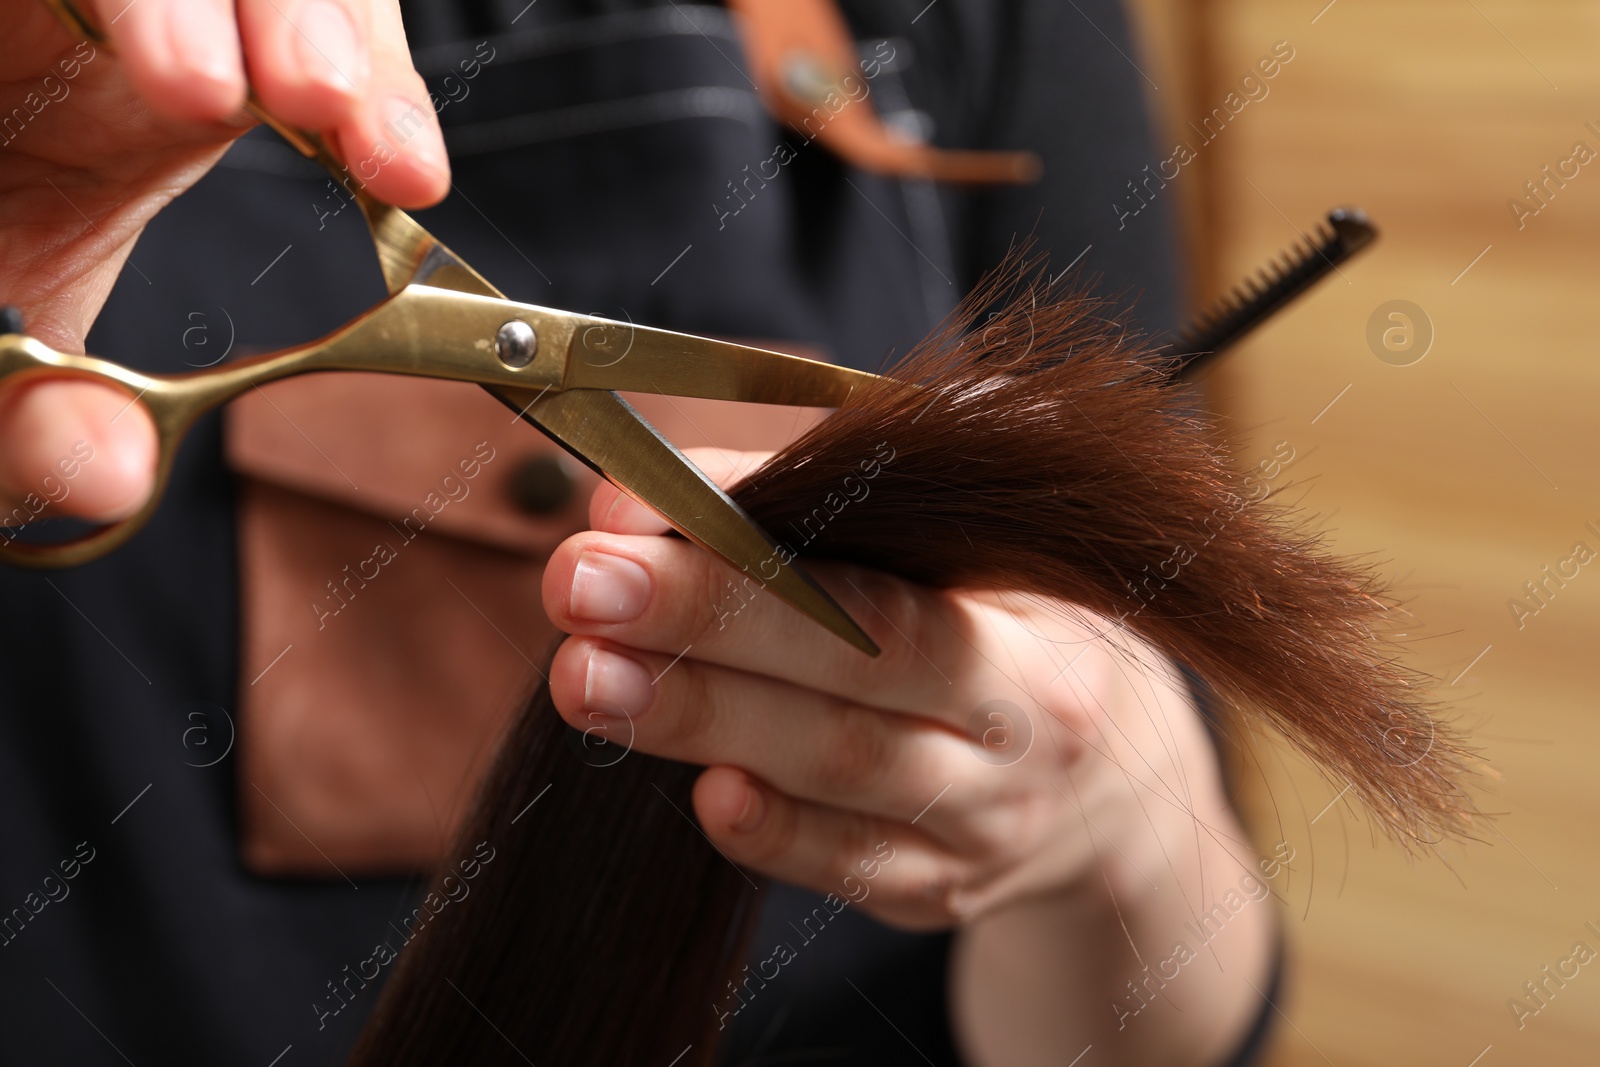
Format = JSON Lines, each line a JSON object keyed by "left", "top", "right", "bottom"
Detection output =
{"left": 0, "top": 0, "right": 885, "bottom": 655}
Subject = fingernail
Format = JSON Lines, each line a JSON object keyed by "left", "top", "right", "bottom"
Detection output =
{"left": 294, "top": 0, "right": 368, "bottom": 92}
{"left": 570, "top": 551, "right": 651, "bottom": 623}
{"left": 166, "top": 0, "right": 242, "bottom": 88}
{"left": 583, "top": 648, "right": 654, "bottom": 719}
{"left": 381, "top": 95, "right": 450, "bottom": 178}
{"left": 732, "top": 782, "right": 765, "bottom": 833}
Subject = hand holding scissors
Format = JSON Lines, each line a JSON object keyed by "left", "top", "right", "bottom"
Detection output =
{"left": 0, "top": 0, "right": 888, "bottom": 654}
{"left": 0, "top": 0, "right": 451, "bottom": 517}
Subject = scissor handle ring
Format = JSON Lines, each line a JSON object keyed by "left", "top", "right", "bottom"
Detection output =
{"left": 0, "top": 478, "right": 169, "bottom": 568}
{"left": 0, "top": 335, "right": 189, "bottom": 568}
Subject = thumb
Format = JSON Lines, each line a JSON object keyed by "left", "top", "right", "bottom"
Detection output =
{"left": 0, "top": 379, "right": 158, "bottom": 526}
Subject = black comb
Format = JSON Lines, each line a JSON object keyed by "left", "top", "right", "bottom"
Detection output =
{"left": 1168, "top": 207, "right": 1378, "bottom": 379}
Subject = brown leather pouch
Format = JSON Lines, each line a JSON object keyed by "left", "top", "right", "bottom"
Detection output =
{"left": 226, "top": 373, "right": 590, "bottom": 876}
{"left": 226, "top": 372, "right": 829, "bottom": 877}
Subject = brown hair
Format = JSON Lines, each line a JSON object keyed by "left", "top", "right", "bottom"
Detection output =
{"left": 347, "top": 259, "right": 1471, "bottom": 1065}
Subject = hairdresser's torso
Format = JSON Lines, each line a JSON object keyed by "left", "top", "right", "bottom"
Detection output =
{"left": 0, "top": 0, "right": 1178, "bottom": 1061}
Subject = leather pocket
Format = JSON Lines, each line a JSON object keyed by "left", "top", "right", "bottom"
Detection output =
{"left": 227, "top": 373, "right": 590, "bottom": 876}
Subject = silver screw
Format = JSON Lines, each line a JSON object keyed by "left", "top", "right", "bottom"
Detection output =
{"left": 496, "top": 320, "right": 538, "bottom": 368}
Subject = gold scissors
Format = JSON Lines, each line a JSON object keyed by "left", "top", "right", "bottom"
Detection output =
{"left": 0, "top": 0, "right": 884, "bottom": 654}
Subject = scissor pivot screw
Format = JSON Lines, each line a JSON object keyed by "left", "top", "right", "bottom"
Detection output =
{"left": 496, "top": 321, "right": 539, "bottom": 369}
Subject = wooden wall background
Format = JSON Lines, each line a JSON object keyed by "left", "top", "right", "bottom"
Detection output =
{"left": 1124, "top": 1, "right": 1600, "bottom": 1063}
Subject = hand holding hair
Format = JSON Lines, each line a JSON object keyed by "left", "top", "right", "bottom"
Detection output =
{"left": 548, "top": 453, "right": 1236, "bottom": 929}
{"left": 350, "top": 259, "right": 1472, "bottom": 1066}
{"left": 550, "top": 451, "right": 1279, "bottom": 1063}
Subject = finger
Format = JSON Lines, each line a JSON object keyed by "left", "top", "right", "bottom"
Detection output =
{"left": 589, "top": 447, "right": 774, "bottom": 535}
{"left": 324, "top": 0, "right": 450, "bottom": 206}
{"left": 92, "top": 0, "right": 247, "bottom": 123}
{"left": 541, "top": 530, "right": 1002, "bottom": 722}
{"left": 235, "top": 0, "right": 370, "bottom": 127}
{"left": 692, "top": 766, "right": 971, "bottom": 931}
{"left": 237, "top": 0, "right": 448, "bottom": 206}
{"left": 548, "top": 634, "right": 986, "bottom": 827}
{"left": 0, "top": 379, "right": 157, "bottom": 522}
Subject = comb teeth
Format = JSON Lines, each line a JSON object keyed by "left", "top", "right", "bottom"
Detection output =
{"left": 1169, "top": 207, "right": 1378, "bottom": 379}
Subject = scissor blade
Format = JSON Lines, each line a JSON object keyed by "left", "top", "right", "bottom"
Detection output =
{"left": 561, "top": 322, "right": 887, "bottom": 408}
{"left": 497, "top": 385, "right": 878, "bottom": 656}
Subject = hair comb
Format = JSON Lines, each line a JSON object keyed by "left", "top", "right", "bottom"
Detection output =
{"left": 1170, "top": 207, "right": 1378, "bottom": 378}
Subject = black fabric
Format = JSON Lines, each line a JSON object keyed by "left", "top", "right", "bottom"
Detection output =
{"left": 0, "top": 1, "right": 1206, "bottom": 1063}
{"left": 1219, "top": 933, "right": 1287, "bottom": 1067}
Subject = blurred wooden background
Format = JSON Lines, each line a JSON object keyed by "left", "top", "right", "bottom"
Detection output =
{"left": 1125, "top": 1, "right": 1600, "bottom": 1063}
